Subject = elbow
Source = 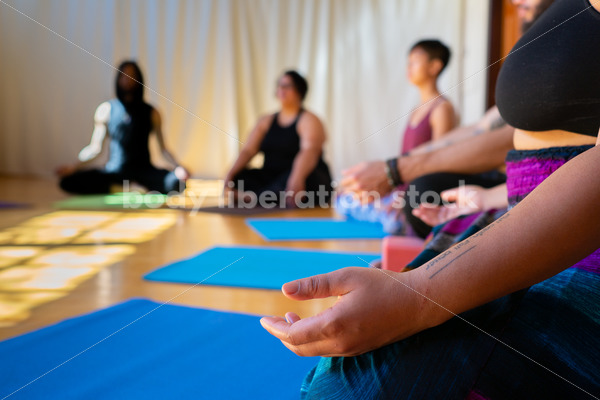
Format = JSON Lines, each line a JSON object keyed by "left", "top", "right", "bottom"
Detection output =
{"left": 296, "top": 149, "right": 321, "bottom": 167}
{"left": 78, "top": 146, "right": 100, "bottom": 162}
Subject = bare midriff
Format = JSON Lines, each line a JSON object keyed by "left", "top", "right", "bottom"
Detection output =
{"left": 513, "top": 129, "right": 596, "bottom": 151}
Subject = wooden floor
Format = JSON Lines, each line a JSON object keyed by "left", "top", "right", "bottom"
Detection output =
{"left": 0, "top": 174, "right": 382, "bottom": 341}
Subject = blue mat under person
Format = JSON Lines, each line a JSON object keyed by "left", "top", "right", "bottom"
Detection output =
{"left": 0, "top": 299, "right": 319, "bottom": 400}
{"left": 145, "top": 246, "right": 379, "bottom": 289}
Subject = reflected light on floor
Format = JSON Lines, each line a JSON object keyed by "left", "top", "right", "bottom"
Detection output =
{"left": 0, "top": 245, "right": 135, "bottom": 325}
{"left": 0, "top": 209, "right": 176, "bottom": 326}
{"left": 0, "top": 291, "right": 66, "bottom": 328}
{"left": 0, "top": 210, "right": 176, "bottom": 245}
{"left": 167, "top": 179, "right": 224, "bottom": 209}
{"left": 0, "top": 247, "right": 42, "bottom": 268}
{"left": 20, "top": 211, "right": 116, "bottom": 228}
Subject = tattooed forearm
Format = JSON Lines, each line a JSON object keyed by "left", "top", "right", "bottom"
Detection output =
{"left": 472, "top": 127, "right": 485, "bottom": 137}
{"left": 473, "top": 212, "right": 510, "bottom": 239}
{"left": 429, "top": 245, "right": 477, "bottom": 279}
{"left": 425, "top": 249, "right": 453, "bottom": 270}
{"left": 489, "top": 115, "right": 507, "bottom": 131}
{"left": 454, "top": 238, "right": 471, "bottom": 250}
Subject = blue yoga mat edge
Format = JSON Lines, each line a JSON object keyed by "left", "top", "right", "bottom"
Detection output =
{"left": 245, "top": 217, "right": 388, "bottom": 241}
{"left": 143, "top": 245, "right": 381, "bottom": 290}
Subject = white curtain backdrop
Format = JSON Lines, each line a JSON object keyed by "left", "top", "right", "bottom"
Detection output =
{"left": 0, "top": 0, "right": 490, "bottom": 179}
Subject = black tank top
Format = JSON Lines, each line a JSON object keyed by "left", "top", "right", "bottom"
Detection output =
{"left": 260, "top": 110, "right": 304, "bottom": 171}
{"left": 105, "top": 99, "right": 153, "bottom": 172}
{"left": 495, "top": 0, "right": 600, "bottom": 136}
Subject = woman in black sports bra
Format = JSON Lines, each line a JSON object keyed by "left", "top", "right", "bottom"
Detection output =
{"left": 261, "top": 1, "right": 600, "bottom": 397}
{"left": 224, "top": 70, "right": 332, "bottom": 208}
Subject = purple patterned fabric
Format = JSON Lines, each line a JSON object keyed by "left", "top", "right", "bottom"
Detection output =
{"left": 505, "top": 157, "right": 566, "bottom": 204}
{"left": 436, "top": 212, "right": 480, "bottom": 236}
{"left": 506, "top": 146, "right": 600, "bottom": 275}
{"left": 505, "top": 145, "right": 592, "bottom": 205}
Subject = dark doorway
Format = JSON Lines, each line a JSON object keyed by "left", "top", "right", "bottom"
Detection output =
{"left": 487, "top": 0, "right": 521, "bottom": 108}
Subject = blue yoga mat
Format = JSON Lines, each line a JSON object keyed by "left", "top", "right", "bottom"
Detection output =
{"left": 0, "top": 299, "right": 319, "bottom": 400}
{"left": 145, "top": 246, "right": 379, "bottom": 289}
{"left": 246, "top": 218, "right": 387, "bottom": 241}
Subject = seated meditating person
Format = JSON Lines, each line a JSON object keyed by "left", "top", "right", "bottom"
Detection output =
{"left": 261, "top": 0, "right": 600, "bottom": 398}
{"left": 336, "top": 0, "right": 555, "bottom": 239}
{"left": 337, "top": 39, "right": 457, "bottom": 234}
{"left": 224, "top": 70, "right": 332, "bottom": 208}
{"left": 57, "top": 61, "right": 189, "bottom": 195}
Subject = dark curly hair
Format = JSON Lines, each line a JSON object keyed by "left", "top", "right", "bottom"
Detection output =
{"left": 282, "top": 70, "right": 309, "bottom": 101}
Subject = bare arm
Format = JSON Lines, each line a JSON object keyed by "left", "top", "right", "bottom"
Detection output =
{"left": 78, "top": 102, "right": 110, "bottom": 163}
{"left": 224, "top": 115, "right": 272, "bottom": 184}
{"left": 261, "top": 141, "right": 600, "bottom": 357}
{"left": 400, "top": 123, "right": 514, "bottom": 182}
{"left": 429, "top": 101, "right": 457, "bottom": 141}
{"left": 408, "top": 106, "right": 505, "bottom": 156}
{"left": 57, "top": 102, "right": 110, "bottom": 176}
{"left": 151, "top": 109, "right": 190, "bottom": 179}
{"left": 286, "top": 112, "right": 326, "bottom": 193}
{"left": 340, "top": 122, "right": 514, "bottom": 199}
{"left": 418, "top": 143, "right": 600, "bottom": 327}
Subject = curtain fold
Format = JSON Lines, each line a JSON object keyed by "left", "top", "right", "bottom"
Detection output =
{"left": 0, "top": 0, "right": 489, "bottom": 179}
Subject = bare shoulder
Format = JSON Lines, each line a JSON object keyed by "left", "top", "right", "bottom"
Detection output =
{"left": 432, "top": 99, "right": 455, "bottom": 116}
{"left": 299, "top": 109, "right": 321, "bottom": 123}
{"left": 94, "top": 101, "right": 111, "bottom": 123}
{"left": 298, "top": 110, "right": 324, "bottom": 130}
{"left": 430, "top": 99, "right": 457, "bottom": 126}
{"left": 256, "top": 113, "right": 275, "bottom": 131}
{"left": 297, "top": 110, "right": 326, "bottom": 143}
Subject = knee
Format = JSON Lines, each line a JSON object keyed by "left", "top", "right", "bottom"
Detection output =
{"left": 59, "top": 175, "right": 77, "bottom": 194}
{"left": 164, "top": 173, "right": 185, "bottom": 194}
{"left": 300, "top": 358, "right": 347, "bottom": 400}
{"left": 301, "top": 356, "right": 384, "bottom": 400}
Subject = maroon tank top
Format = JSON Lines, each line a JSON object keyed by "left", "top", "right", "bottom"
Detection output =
{"left": 401, "top": 98, "right": 445, "bottom": 154}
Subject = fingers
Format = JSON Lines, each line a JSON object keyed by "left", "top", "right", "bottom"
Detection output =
{"left": 417, "top": 202, "right": 440, "bottom": 210}
{"left": 339, "top": 162, "right": 369, "bottom": 192}
{"left": 281, "top": 269, "right": 354, "bottom": 301}
{"left": 412, "top": 207, "right": 436, "bottom": 226}
{"left": 412, "top": 203, "right": 446, "bottom": 226}
{"left": 285, "top": 312, "right": 301, "bottom": 324}
{"left": 260, "top": 311, "right": 339, "bottom": 357}
{"left": 341, "top": 162, "right": 363, "bottom": 177}
{"left": 260, "top": 315, "right": 319, "bottom": 348}
{"left": 262, "top": 268, "right": 369, "bottom": 357}
{"left": 441, "top": 188, "right": 459, "bottom": 202}
{"left": 339, "top": 175, "right": 358, "bottom": 193}
{"left": 411, "top": 207, "right": 423, "bottom": 219}
{"left": 260, "top": 316, "right": 293, "bottom": 343}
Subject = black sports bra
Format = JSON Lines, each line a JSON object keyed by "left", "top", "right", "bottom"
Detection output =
{"left": 496, "top": 0, "right": 600, "bottom": 136}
